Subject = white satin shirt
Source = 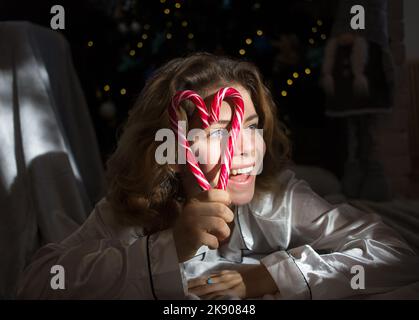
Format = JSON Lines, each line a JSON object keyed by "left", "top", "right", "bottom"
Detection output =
{"left": 17, "top": 170, "right": 419, "bottom": 299}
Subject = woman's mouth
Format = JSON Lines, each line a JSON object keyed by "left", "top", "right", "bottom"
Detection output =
{"left": 228, "top": 165, "right": 255, "bottom": 185}
{"left": 230, "top": 165, "right": 254, "bottom": 176}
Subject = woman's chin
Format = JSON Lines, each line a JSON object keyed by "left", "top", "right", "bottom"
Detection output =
{"left": 231, "top": 194, "right": 254, "bottom": 206}
{"left": 227, "top": 175, "right": 256, "bottom": 206}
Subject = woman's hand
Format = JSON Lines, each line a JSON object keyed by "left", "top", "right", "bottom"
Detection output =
{"left": 188, "top": 270, "right": 246, "bottom": 299}
{"left": 173, "top": 189, "right": 234, "bottom": 263}
{"left": 188, "top": 264, "right": 279, "bottom": 299}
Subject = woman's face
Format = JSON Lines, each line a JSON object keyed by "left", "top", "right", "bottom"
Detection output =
{"left": 181, "top": 84, "right": 265, "bottom": 205}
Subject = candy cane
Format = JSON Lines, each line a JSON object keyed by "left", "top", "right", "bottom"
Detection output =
{"left": 169, "top": 87, "right": 244, "bottom": 190}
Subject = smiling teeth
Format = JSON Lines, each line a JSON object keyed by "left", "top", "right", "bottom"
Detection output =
{"left": 231, "top": 166, "right": 254, "bottom": 176}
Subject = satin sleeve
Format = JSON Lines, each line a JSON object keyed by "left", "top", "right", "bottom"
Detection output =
{"left": 260, "top": 178, "right": 419, "bottom": 299}
{"left": 17, "top": 229, "right": 187, "bottom": 299}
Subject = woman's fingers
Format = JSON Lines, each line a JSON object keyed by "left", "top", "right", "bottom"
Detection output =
{"left": 198, "top": 216, "right": 231, "bottom": 241}
{"left": 202, "top": 283, "right": 243, "bottom": 300}
{"left": 189, "top": 279, "right": 241, "bottom": 297}
{"left": 187, "top": 273, "right": 218, "bottom": 289}
{"left": 188, "top": 271, "right": 242, "bottom": 296}
{"left": 188, "top": 270, "right": 237, "bottom": 288}
{"left": 173, "top": 190, "right": 233, "bottom": 262}
{"left": 194, "top": 202, "right": 234, "bottom": 223}
{"left": 193, "top": 189, "right": 231, "bottom": 206}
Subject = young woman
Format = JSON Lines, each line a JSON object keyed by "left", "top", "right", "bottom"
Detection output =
{"left": 18, "top": 53, "right": 419, "bottom": 299}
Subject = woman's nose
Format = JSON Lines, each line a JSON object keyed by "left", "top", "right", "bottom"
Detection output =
{"left": 234, "top": 127, "right": 255, "bottom": 157}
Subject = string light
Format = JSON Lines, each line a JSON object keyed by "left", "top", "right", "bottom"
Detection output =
{"left": 160, "top": 0, "right": 166, "bottom": 3}
{"left": 175, "top": 2, "right": 181, "bottom": 9}
{"left": 142, "top": 34, "right": 148, "bottom": 40}
{"left": 137, "top": 42, "right": 143, "bottom": 48}
{"left": 103, "top": 85, "right": 110, "bottom": 92}
{"left": 181, "top": 21, "right": 188, "bottom": 27}
{"left": 164, "top": 8, "right": 170, "bottom": 14}
{"left": 87, "top": 41, "right": 94, "bottom": 47}
{"left": 129, "top": 49, "right": 136, "bottom": 56}
{"left": 276, "top": 23, "right": 320, "bottom": 100}
{"left": 239, "top": 49, "right": 246, "bottom": 55}
{"left": 256, "top": 30, "right": 263, "bottom": 36}
{"left": 166, "top": 33, "right": 172, "bottom": 39}
{"left": 245, "top": 38, "right": 252, "bottom": 45}
{"left": 280, "top": 67, "right": 313, "bottom": 95}
{"left": 187, "top": 33, "right": 194, "bottom": 39}
{"left": 120, "top": 88, "right": 127, "bottom": 95}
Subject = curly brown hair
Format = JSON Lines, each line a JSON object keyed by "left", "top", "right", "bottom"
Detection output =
{"left": 105, "top": 52, "right": 290, "bottom": 234}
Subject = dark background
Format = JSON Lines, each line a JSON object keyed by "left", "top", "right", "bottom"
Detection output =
{"left": 0, "top": 0, "right": 347, "bottom": 178}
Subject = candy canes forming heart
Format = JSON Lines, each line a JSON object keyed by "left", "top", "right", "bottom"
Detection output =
{"left": 169, "top": 87, "right": 244, "bottom": 190}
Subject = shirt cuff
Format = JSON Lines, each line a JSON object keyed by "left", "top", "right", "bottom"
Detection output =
{"left": 260, "top": 250, "right": 311, "bottom": 299}
{"left": 147, "top": 229, "right": 187, "bottom": 299}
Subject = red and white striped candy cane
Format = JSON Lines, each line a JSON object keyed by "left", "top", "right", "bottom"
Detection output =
{"left": 169, "top": 87, "right": 244, "bottom": 190}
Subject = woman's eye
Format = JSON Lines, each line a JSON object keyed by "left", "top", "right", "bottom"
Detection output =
{"left": 209, "top": 129, "right": 228, "bottom": 138}
{"left": 248, "top": 123, "right": 259, "bottom": 130}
